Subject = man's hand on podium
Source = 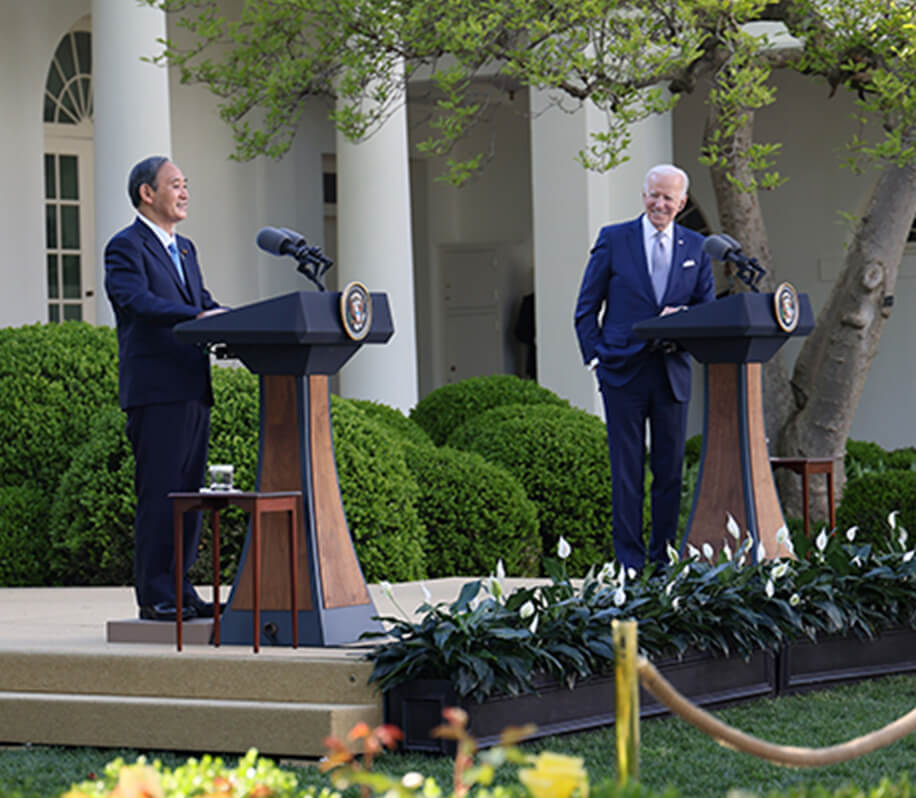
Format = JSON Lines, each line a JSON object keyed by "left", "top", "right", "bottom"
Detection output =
{"left": 196, "top": 307, "right": 230, "bottom": 319}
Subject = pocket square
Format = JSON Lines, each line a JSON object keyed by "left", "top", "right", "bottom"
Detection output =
{"left": 682, "top": 259, "right": 696, "bottom": 268}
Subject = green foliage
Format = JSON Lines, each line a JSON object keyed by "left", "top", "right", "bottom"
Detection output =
{"left": 331, "top": 396, "right": 427, "bottom": 583}
{"left": 836, "top": 471, "right": 916, "bottom": 552}
{"left": 367, "top": 533, "right": 916, "bottom": 701}
{"left": 47, "top": 406, "right": 136, "bottom": 586}
{"left": 348, "top": 397, "right": 433, "bottom": 449}
{"left": 403, "top": 443, "right": 540, "bottom": 578}
{"left": 0, "top": 483, "right": 49, "bottom": 586}
{"left": 0, "top": 323, "right": 119, "bottom": 492}
{"left": 410, "top": 374, "right": 568, "bottom": 446}
{"left": 447, "top": 403, "right": 613, "bottom": 574}
{"left": 845, "top": 438, "right": 891, "bottom": 479}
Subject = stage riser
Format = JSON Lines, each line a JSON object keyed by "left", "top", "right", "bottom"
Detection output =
{"left": 0, "top": 692, "right": 379, "bottom": 758}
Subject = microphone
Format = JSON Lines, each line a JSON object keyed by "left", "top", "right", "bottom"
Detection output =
{"left": 702, "top": 233, "right": 766, "bottom": 291}
{"left": 256, "top": 226, "right": 301, "bottom": 257}
{"left": 255, "top": 226, "right": 334, "bottom": 291}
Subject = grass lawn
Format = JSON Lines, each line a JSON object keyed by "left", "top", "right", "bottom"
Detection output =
{"left": 1, "top": 675, "right": 914, "bottom": 798}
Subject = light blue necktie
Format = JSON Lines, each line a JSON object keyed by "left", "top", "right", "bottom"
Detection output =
{"left": 167, "top": 241, "right": 186, "bottom": 286}
{"left": 651, "top": 231, "right": 668, "bottom": 303}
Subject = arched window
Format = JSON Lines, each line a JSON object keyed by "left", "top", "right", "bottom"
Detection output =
{"left": 44, "top": 28, "right": 94, "bottom": 323}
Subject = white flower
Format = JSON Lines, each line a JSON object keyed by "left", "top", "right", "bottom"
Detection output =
{"left": 496, "top": 559, "right": 506, "bottom": 579}
{"left": 487, "top": 575, "right": 503, "bottom": 601}
{"left": 666, "top": 543, "right": 680, "bottom": 565}
{"left": 380, "top": 580, "right": 394, "bottom": 600}
{"left": 723, "top": 542, "right": 733, "bottom": 561}
{"left": 899, "top": 529, "right": 909, "bottom": 549}
{"left": 904, "top": 550, "right": 914, "bottom": 563}
{"left": 627, "top": 567, "right": 638, "bottom": 581}
{"left": 702, "top": 542, "right": 714, "bottom": 561}
{"left": 888, "top": 510, "right": 899, "bottom": 531}
{"left": 598, "top": 562, "right": 615, "bottom": 583}
{"left": 672, "top": 596, "right": 682, "bottom": 611}
{"left": 846, "top": 526, "right": 858, "bottom": 542}
{"left": 401, "top": 772, "right": 425, "bottom": 790}
{"left": 726, "top": 512, "right": 741, "bottom": 540}
{"left": 765, "top": 579, "right": 775, "bottom": 598}
{"left": 771, "top": 561, "right": 790, "bottom": 580}
{"left": 614, "top": 585, "right": 627, "bottom": 607}
{"left": 757, "top": 542, "right": 768, "bottom": 562}
{"left": 665, "top": 579, "right": 676, "bottom": 597}
{"left": 529, "top": 614, "right": 539, "bottom": 634}
{"left": 420, "top": 582, "right": 431, "bottom": 603}
{"left": 790, "top": 593, "right": 801, "bottom": 607}
{"left": 816, "top": 528, "right": 829, "bottom": 552}
{"left": 687, "top": 543, "right": 701, "bottom": 560}
{"left": 851, "top": 555, "right": 863, "bottom": 567}
{"left": 776, "top": 526, "right": 790, "bottom": 545}
{"left": 520, "top": 600, "right": 535, "bottom": 619}
{"left": 557, "top": 536, "right": 572, "bottom": 560}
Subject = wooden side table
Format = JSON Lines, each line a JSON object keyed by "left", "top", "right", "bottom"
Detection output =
{"left": 769, "top": 457, "right": 836, "bottom": 536}
{"left": 169, "top": 490, "right": 301, "bottom": 652}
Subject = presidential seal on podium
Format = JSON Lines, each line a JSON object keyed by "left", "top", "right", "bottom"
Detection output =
{"left": 340, "top": 281, "right": 372, "bottom": 341}
{"left": 773, "top": 281, "right": 799, "bottom": 333}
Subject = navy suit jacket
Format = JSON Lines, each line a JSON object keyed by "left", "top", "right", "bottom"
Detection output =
{"left": 574, "top": 216, "right": 715, "bottom": 402}
{"left": 105, "top": 218, "right": 220, "bottom": 410}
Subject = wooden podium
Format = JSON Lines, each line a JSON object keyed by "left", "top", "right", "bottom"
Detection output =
{"left": 174, "top": 290, "right": 393, "bottom": 646}
{"left": 634, "top": 292, "right": 814, "bottom": 561}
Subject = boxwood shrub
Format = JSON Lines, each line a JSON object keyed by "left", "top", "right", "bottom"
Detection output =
{"left": 0, "top": 483, "right": 49, "bottom": 586}
{"left": 447, "top": 403, "right": 614, "bottom": 574}
{"left": 403, "top": 443, "right": 541, "bottom": 578}
{"left": 836, "top": 470, "right": 916, "bottom": 550}
{"left": 410, "top": 374, "right": 570, "bottom": 446}
{"left": 331, "top": 395, "right": 427, "bottom": 582}
{"left": 349, "top": 397, "right": 434, "bottom": 449}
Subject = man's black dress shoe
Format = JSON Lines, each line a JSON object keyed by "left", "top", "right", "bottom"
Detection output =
{"left": 139, "top": 602, "right": 197, "bottom": 621}
{"left": 183, "top": 598, "right": 227, "bottom": 618}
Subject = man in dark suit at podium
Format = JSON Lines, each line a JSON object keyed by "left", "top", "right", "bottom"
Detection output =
{"left": 105, "top": 156, "right": 226, "bottom": 621}
{"left": 574, "top": 164, "right": 715, "bottom": 571}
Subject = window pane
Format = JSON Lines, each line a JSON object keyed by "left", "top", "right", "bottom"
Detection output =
{"left": 62, "top": 254, "right": 81, "bottom": 299}
{"left": 59, "top": 90, "right": 78, "bottom": 123}
{"left": 47, "top": 254, "right": 59, "bottom": 299}
{"left": 63, "top": 304, "right": 83, "bottom": 322}
{"left": 75, "top": 31, "right": 91, "bottom": 74}
{"left": 49, "top": 304, "right": 60, "bottom": 323}
{"left": 61, "top": 205, "right": 80, "bottom": 249}
{"left": 45, "top": 204, "right": 57, "bottom": 248}
{"left": 56, "top": 35, "right": 75, "bottom": 79}
{"left": 60, "top": 156, "right": 78, "bottom": 200}
{"left": 45, "top": 154, "right": 56, "bottom": 199}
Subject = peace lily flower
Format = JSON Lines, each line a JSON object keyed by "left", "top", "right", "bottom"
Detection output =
{"left": 723, "top": 542, "right": 733, "bottom": 561}
{"left": 770, "top": 561, "right": 790, "bottom": 580}
{"left": 726, "top": 512, "right": 741, "bottom": 540}
{"left": 702, "top": 542, "right": 714, "bottom": 561}
{"left": 899, "top": 528, "right": 908, "bottom": 549}
{"left": 528, "top": 614, "right": 540, "bottom": 634}
{"left": 665, "top": 579, "right": 676, "bottom": 597}
{"left": 667, "top": 542, "right": 680, "bottom": 564}
{"left": 846, "top": 526, "right": 858, "bottom": 542}
{"left": 776, "top": 525, "right": 795, "bottom": 556}
{"left": 401, "top": 772, "right": 425, "bottom": 790}
{"left": 627, "top": 567, "right": 638, "bottom": 581}
{"left": 520, "top": 600, "right": 536, "bottom": 620}
{"left": 790, "top": 593, "right": 801, "bottom": 607}
{"left": 888, "top": 510, "right": 899, "bottom": 530}
{"left": 816, "top": 528, "right": 829, "bottom": 552}
{"left": 672, "top": 596, "right": 682, "bottom": 611}
{"left": 765, "top": 578, "right": 775, "bottom": 599}
{"left": 518, "top": 751, "right": 589, "bottom": 798}
{"left": 557, "top": 536, "right": 572, "bottom": 560}
{"left": 597, "top": 562, "right": 615, "bottom": 583}
{"left": 904, "top": 550, "right": 915, "bottom": 563}
{"left": 687, "top": 543, "right": 701, "bottom": 560}
{"left": 757, "top": 541, "right": 768, "bottom": 562}
{"left": 613, "top": 585, "right": 627, "bottom": 607}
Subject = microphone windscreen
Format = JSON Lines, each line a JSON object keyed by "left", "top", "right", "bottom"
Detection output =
{"left": 702, "top": 234, "right": 733, "bottom": 261}
{"left": 256, "top": 227, "right": 290, "bottom": 256}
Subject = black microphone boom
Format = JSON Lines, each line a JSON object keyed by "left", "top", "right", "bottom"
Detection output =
{"left": 256, "top": 226, "right": 334, "bottom": 291}
{"left": 702, "top": 233, "right": 766, "bottom": 292}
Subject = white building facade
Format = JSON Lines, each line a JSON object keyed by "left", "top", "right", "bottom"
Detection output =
{"left": 2, "top": 1, "right": 914, "bottom": 447}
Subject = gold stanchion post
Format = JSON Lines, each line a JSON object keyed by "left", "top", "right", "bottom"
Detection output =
{"left": 613, "top": 619, "right": 640, "bottom": 784}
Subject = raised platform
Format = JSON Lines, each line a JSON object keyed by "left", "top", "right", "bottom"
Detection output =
{"left": 0, "top": 580, "right": 509, "bottom": 758}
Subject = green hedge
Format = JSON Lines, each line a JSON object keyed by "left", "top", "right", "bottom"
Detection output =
{"left": 410, "top": 374, "right": 569, "bottom": 446}
{"left": 331, "top": 396, "right": 427, "bottom": 582}
{"left": 0, "top": 483, "right": 49, "bottom": 586}
{"left": 403, "top": 443, "right": 541, "bottom": 578}
{"left": 836, "top": 470, "right": 916, "bottom": 550}
{"left": 447, "top": 402, "right": 614, "bottom": 574}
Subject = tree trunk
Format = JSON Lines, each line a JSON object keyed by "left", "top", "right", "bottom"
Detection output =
{"left": 778, "top": 162, "right": 916, "bottom": 525}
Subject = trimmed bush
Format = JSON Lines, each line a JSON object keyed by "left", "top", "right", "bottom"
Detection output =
{"left": 410, "top": 374, "right": 569, "bottom": 446}
{"left": 886, "top": 445, "right": 916, "bottom": 471}
{"left": 403, "top": 443, "right": 541, "bottom": 578}
{"left": 844, "top": 438, "right": 889, "bottom": 479}
{"left": 350, "top": 397, "right": 434, "bottom": 449}
{"left": 836, "top": 470, "right": 916, "bottom": 550}
{"left": 0, "top": 483, "right": 50, "bottom": 586}
{"left": 331, "top": 396, "right": 427, "bottom": 582}
{"left": 447, "top": 403, "right": 613, "bottom": 574}
{"left": 47, "top": 406, "right": 136, "bottom": 585}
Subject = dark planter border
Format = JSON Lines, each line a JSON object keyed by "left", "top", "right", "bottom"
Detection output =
{"left": 384, "top": 627, "right": 916, "bottom": 753}
{"left": 384, "top": 648, "right": 775, "bottom": 753}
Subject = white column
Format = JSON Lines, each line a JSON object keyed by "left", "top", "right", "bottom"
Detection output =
{"left": 529, "top": 90, "right": 672, "bottom": 416}
{"left": 92, "top": 0, "right": 172, "bottom": 327}
{"left": 335, "top": 83, "right": 419, "bottom": 413}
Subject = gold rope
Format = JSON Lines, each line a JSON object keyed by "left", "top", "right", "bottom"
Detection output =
{"left": 637, "top": 656, "right": 916, "bottom": 767}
